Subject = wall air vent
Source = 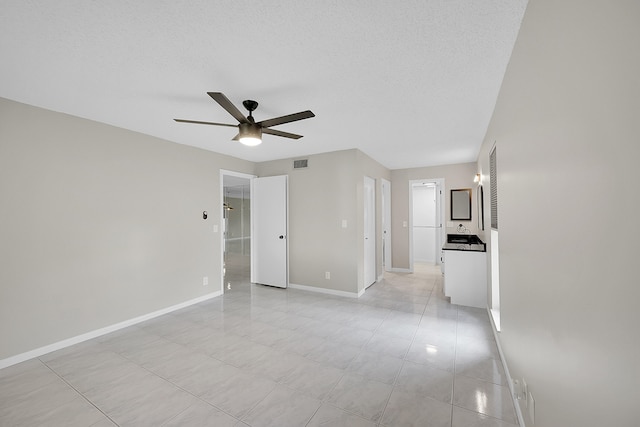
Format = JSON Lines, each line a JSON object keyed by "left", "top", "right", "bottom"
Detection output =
{"left": 293, "top": 159, "right": 309, "bottom": 169}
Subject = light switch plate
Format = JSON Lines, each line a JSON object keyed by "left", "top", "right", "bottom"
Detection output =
{"left": 341, "top": 220, "right": 348, "bottom": 228}
{"left": 213, "top": 224, "right": 219, "bottom": 233}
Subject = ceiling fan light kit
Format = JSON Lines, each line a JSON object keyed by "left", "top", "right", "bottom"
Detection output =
{"left": 238, "top": 122, "right": 262, "bottom": 146}
{"left": 174, "top": 92, "right": 314, "bottom": 146}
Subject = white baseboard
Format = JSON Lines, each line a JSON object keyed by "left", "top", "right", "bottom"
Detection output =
{"left": 289, "top": 283, "right": 361, "bottom": 298}
{"left": 0, "top": 291, "right": 222, "bottom": 370}
{"left": 487, "top": 307, "right": 526, "bottom": 427}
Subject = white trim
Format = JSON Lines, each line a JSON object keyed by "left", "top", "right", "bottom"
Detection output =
{"left": 388, "top": 267, "right": 412, "bottom": 273}
{"left": 289, "top": 283, "right": 362, "bottom": 298}
{"left": 490, "top": 308, "right": 501, "bottom": 332}
{"left": 0, "top": 291, "right": 221, "bottom": 370}
{"left": 377, "top": 274, "right": 384, "bottom": 282}
{"left": 487, "top": 307, "right": 526, "bottom": 427}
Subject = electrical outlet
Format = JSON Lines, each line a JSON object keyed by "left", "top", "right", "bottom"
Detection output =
{"left": 325, "top": 272, "right": 331, "bottom": 280}
{"left": 203, "top": 276, "right": 209, "bottom": 286}
{"left": 341, "top": 220, "right": 348, "bottom": 228}
{"left": 402, "top": 221, "right": 408, "bottom": 228}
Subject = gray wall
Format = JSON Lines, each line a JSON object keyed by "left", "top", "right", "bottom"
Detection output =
{"left": 256, "top": 149, "right": 390, "bottom": 294}
{"left": 0, "top": 97, "right": 255, "bottom": 360}
{"left": 355, "top": 150, "right": 392, "bottom": 291}
{"left": 390, "top": 162, "right": 478, "bottom": 270}
{"left": 479, "top": 1, "right": 639, "bottom": 425}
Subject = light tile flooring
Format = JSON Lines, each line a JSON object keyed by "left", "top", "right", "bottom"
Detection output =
{"left": 0, "top": 261, "right": 518, "bottom": 426}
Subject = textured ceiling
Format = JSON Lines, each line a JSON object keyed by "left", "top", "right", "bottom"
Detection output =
{"left": 0, "top": 0, "right": 527, "bottom": 169}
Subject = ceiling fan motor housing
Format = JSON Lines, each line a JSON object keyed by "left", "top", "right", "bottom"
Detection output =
{"left": 239, "top": 122, "right": 262, "bottom": 138}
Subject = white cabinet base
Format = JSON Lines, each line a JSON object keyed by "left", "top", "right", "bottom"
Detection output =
{"left": 443, "top": 250, "right": 487, "bottom": 309}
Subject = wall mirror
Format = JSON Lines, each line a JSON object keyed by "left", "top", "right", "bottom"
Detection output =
{"left": 451, "top": 188, "right": 472, "bottom": 220}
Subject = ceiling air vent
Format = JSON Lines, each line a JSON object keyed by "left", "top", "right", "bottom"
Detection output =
{"left": 293, "top": 159, "right": 309, "bottom": 169}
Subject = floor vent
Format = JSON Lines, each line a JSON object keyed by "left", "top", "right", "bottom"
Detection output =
{"left": 293, "top": 159, "right": 309, "bottom": 169}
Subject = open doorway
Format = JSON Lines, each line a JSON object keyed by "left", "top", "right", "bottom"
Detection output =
{"left": 409, "top": 179, "right": 445, "bottom": 271}
{"left": 364, "top": 176, "right": 376, "bottom": 288}
{"left": 221, "top": 171, "right": 254, "bottom": 293}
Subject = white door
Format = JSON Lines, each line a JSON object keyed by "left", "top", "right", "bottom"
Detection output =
{"left": 409, "top": 179, "right": 444, "bottom": 270}
{"left": 252, "top": 175, "right": 288, "bottom": 288}
{"left": 413, "top": 184, "right": 437, "bottom": 263}
{"left": 364, "top": 176, "right": 376, "bottom": 287}
{"left": 381, "top": 179, "right": 392, "bottom": 272}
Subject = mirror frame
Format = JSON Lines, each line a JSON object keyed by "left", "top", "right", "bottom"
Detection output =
{"left": 451, "top": 188, "right": 472, "bottom": 221}
{"left": 477, "top": 185, "right": 485, "bottom": 230}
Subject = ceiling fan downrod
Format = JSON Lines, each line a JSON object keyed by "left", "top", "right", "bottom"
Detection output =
{"left": 242, "top": 100, "right": 258, "bottom": 123}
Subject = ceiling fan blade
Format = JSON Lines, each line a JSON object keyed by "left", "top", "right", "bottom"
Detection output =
{"left": 174, "top": 119, "right": 237, "bottom": 127}
{"left": 257, "top": 110, "right": 315, "bottom": 128}
{"left": 262, "top": 128, "right": 303, "bottom": 140}
{"left": 207, "top": 92, "right": 248, "bottom": 123}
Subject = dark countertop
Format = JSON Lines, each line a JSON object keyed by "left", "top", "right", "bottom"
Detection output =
{"left": 443, "top": 234, "right": 486, "bottom": 252}
{"left": 442, "top": 242, "right": 487, "bottom": 252}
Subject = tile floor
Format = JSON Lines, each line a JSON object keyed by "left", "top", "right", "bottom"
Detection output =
{"left": 0, "top": 262, "right": 518, "bottom": 426}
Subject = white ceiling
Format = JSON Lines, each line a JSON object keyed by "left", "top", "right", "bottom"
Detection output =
{"left": 0, "top": 1, "right": 527, "bottom": 170}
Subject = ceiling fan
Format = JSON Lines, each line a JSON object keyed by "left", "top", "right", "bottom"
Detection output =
{"left": 174, "top": 92, "right": 315, "bottom": 146}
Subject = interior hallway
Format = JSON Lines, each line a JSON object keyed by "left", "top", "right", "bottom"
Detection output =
{"left": 224, "top": 253, "right": 251, "bottom": 293}
{"left": 0, "top": 263, "right": 516, "bottom": 426}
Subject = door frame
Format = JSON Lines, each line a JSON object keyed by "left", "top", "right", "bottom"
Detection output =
{"left": 409, "top": 178, "right": 445, "bottom": 272}
{"left": 220, "top": 169, "right": 256, "bottom": 293}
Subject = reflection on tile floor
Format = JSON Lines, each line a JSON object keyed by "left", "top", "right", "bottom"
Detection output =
{"left": 0, "top": 262, "right": 518, "bottom": 426}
